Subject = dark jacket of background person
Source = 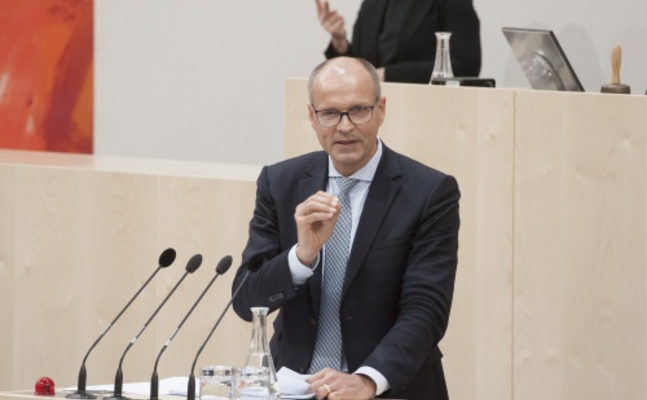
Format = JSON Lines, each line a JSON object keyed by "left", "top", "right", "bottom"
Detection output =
{"left": 325, "top": 0, "right": 481, "bottom": 83}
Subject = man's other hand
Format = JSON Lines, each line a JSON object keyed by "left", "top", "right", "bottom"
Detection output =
{"left": 307, "top": 368, "right": 377, "bottom": 400}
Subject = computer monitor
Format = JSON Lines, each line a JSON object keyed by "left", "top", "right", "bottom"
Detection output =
{"left": 502, "top": 27, "right": 584, "bottom": 92}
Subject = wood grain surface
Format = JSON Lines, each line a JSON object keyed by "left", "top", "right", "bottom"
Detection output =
{"left": 0, "top": 151, "right": 260, "bottom": 391}
{"left": 514, "top": 90, "right": 647, "bottom": 400}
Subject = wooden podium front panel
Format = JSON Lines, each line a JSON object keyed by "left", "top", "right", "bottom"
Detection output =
{"left": 513, "top": 91, "right": 647, "bottom": 400}
{"left": 0, "top": 162, "right": 16, "bottom": 392}
{"left": 285, "top": 79, "right": 515, "bottom": 400}
{"left": 0, "top": 151, "right": 261, "bottom": 392}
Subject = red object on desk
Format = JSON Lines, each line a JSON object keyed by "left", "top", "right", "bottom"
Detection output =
{"left": 34, "top": 377, "right": 55, "bottom": 396}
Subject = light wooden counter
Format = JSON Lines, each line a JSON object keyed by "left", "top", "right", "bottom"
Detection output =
{"left": 0, "top": 150, "right": 261, "bottom": 392}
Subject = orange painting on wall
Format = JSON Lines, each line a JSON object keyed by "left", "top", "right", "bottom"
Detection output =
{"left": 0, "top": 0, "right": 93, "bottom": 153}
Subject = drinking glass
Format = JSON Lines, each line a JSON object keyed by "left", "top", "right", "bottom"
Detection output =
{"left": 200, "top": 365, "right": 236, "bottom": 400}
{"left": 233, "top": 366, "right": 270, "bottom": 400}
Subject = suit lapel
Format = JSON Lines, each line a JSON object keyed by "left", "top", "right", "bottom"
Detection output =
{"left": 298, "top": 155, "right": 328, "bottom": 203}
{"left": 342, "top": 147, "right": 402, "bottom": 299}
{"left": 300, "top": 153, "right": 328, "bottom": 316}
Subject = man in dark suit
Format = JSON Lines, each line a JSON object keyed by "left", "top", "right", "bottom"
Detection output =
{"left": 314, "top": 0, "right": 481, "bottom": 83}
{"left": 232, "top": 57, "right": 460, "bottom": 400}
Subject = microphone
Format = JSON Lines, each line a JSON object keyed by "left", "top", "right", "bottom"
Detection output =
{"left": 148, "top": 255, "right": 233, "bottom": 400}
{"left": 66, "top": 248, "right": 177, "bottom": 400}
{"left": 186, "top": 254, "right": 264, "bottom": 400}
{"left": 104, "top": 254, "right": 203, "bottom": 400}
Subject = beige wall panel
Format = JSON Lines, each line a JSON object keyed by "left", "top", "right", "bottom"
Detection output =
{"left": 78, "top": 170, "right": 173, "bottom": 388}
{"left": 0, "top": 151, "right": 260, "bottom": 391}
{"left": 0, "top": 165, "right": 15, "bottom": 390}
{"left": 514, "top": 91, "right": 647, "bottom": 400}
{"left": 152, "top": 176, "right": 258, "bottom": 379}
{"left": 9, "top": 166, "right": 102, "bottom": 389}
{"left": 286, "top": 80, "right": 515, "bottom": 400}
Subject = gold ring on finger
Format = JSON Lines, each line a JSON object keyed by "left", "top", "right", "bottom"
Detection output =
{"left": 324, "top": 384, "right": 332, "bottom": 396}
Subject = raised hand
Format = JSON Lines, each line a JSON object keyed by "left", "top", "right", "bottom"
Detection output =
{"left": 314, "top": 0, "right": 348, "bottom": 54}
{"left": 294, "top": 191, "right": 341, "bottom": 267}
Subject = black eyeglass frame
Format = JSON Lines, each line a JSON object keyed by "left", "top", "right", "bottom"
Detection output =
{"left": 312, "top": 99, "right": 380, "bottom": 127}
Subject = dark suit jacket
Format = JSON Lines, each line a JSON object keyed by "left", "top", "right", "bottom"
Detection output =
{"left": 232, "top": 145, "right": 460, "bottom": 400}
{"left": 325, "top": 0, "right": 481, "bottom": 83}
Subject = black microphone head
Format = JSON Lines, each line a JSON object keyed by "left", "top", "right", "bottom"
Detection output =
{"left": 215, "top": 255, "right": 233, "bottom": 275}
{"left": 159, "top": 248, "right": 177, "bottom": 268}
{"left": 185, "top": 254, "right": 203, "bottom": 273}
{"left": 246, "top": 254, "right": 264, "bottom": 273}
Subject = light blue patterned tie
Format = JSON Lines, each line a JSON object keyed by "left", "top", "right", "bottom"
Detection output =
{"left": 309, "top": 177, "right": 359, "bottom": 373}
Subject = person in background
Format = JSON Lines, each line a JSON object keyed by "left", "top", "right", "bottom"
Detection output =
{"left": 232, "top": 56, "right": 460, "bottom": 400}
{"left": 314, "top": 0, "right": 481, "bottom": 83}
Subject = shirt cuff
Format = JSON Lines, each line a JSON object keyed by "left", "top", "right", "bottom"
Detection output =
{"left": 288, "top": 245, "right": 317, "bottom": 286}
{"left": 354, "top": 366, "right": 390, "bottom": 397}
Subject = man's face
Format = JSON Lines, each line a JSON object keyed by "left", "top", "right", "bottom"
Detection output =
{"left": 308, "top": 62, "right": 385, "bottom": 177}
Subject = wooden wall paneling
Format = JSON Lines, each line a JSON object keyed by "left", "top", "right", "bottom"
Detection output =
{"left": 0, "top": 163, "right": 15, "bottom": 391}
{"left": 152, "top": 175, "right": 258, "bottom": 379}
{"left": 10, "top": 165, "right": 101, "bottom": 391}
{"left": 81, "top": 169, "right": 165, "bottom": 388}
{"left": 0, "top": 152, "right": 260, "bottom": 391}
{"left": 513, "top": 91, "right": 647, "bottom": 400}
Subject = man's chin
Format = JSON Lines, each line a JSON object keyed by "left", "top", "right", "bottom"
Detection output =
{"left": 331, "top": 153, "right": 366, "bottom": 174}
{"left": 332, "top": 152, "right": 360, "bottom": 163}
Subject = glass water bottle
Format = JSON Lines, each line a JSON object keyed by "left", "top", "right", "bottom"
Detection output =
{"left": 430, "top": 32, "right": 454, "bottom": 82}
{"left": 244, "top": 307, "right": 280, "bottom": 400}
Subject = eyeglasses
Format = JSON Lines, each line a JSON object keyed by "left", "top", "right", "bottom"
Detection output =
{"left": 312, "top": 100, "right": 379, "bottom": 127}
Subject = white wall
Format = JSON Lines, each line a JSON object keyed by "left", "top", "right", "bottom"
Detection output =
{"left": 95, "top": 0, "right": 647, "bottom": 166}
{"left": 95, "top": 0, "right": 362, "bottom": 166}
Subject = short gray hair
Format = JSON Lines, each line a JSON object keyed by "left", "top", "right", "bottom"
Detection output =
{"left": 307, "top": 57, "right": 382, "bottom": 104}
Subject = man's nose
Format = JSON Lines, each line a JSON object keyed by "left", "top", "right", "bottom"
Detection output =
{"left": 337, "top": 114, "right": 354, "bottom": 131}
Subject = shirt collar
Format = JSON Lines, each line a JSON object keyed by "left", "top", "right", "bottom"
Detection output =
{"left": 328, "top": 138, "right": 383, "bottom": 183}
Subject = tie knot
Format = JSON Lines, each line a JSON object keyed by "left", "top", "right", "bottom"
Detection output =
{"left": 336, "top": 177, "right": 359, "bottom": 196}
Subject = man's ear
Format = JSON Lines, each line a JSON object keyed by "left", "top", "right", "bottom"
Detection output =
{"left": 308, "top": 104, "right": 317, "bottom": 127}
